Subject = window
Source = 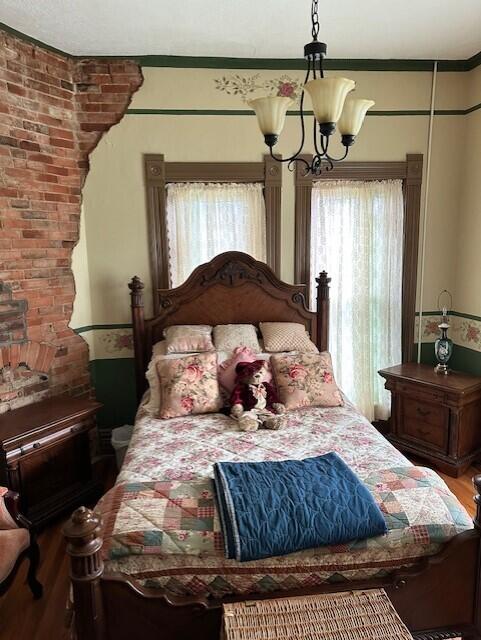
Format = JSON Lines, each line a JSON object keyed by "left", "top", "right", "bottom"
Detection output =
{"left": 144, "top": 155, "right": 282, "bottom": 311}
{"left": 166, "top": 182, "right": 266, "bottom": 287}
{"left": 310, "top": 180, "right": 404, "bottom": 420}
{"left": 294, "top": 154, "right": 423, "bottom": 421}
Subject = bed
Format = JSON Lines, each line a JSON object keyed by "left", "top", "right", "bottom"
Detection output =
{"left": 64, "top": 252, "right": 481, "bottom": 640}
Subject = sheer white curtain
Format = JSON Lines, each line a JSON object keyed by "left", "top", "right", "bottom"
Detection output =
{"left": 310, "top": 180, "right": 403, "bottom": 421}
{"left": 166, "top": 182, "right": 267, "bottom": 286}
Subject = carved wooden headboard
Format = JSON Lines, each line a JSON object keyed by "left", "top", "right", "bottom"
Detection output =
{"left": 128, "top": 252, "right": 330, "bottom": 400}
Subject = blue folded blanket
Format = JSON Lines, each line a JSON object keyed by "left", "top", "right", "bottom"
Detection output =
{"left": 213, "top": 452, "right": 387, "bottom": 562}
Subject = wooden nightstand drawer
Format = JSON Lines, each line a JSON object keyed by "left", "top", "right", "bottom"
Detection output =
{"left": 400, "top": 416, "right": 448, "bottom": 452}
{"left": 402, "top": 397, "right": 448, "bottom": 428}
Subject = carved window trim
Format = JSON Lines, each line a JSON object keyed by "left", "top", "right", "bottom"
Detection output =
{"left": 143, "top": 155, "right": 282, "bottom": 312}
{"left": 294, "top": 153, "right": 423, "bottom": 362}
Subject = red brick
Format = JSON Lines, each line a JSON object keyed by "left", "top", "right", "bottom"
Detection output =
{"left": 0, "top": 29, "right": 142, "bottom": 409}
{"left": 7, "top": 82, "right": 26, "bottom": 97}
{"left": 49, "top": 137, "right": 75, "bottom": 149}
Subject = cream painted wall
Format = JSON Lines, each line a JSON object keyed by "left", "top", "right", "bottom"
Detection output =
{"left": 73, "top": 64, "right": 475, "bottom": 330}
{"left": 455, "top": 106, "right": 481, "bottom": 315}
{"left": 71, "top": 209, "right": 92, "bottom": 329}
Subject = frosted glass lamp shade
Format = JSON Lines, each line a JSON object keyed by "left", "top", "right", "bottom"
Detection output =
{"left": 304, "top": 77, "right": 355, "bottom": 124}
{"left": 339, "top": 99, "right": 375, "bottom": 136}
{"left": 248, "top": 96, "right": 293, "bottom": 136}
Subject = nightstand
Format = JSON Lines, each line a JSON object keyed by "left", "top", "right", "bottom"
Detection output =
{"left": 379, "top": 363, "right": 481, "bottom": 477}
{"left": 0, "top": 396, "right": 103, "bottom": 528}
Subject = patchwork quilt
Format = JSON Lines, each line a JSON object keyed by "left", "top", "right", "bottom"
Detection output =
{"left": 98, "top": 399, "right": 473, "bottom": 598}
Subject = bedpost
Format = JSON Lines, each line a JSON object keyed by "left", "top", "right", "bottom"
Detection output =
{"left": 63, "top": 507, "right": 105, "bottom": 640}
{"left": 316, "top": 270, "right": 330, "bottom": 352}
{"left": 129, "top": 275, "right": 146, "bottom": 402}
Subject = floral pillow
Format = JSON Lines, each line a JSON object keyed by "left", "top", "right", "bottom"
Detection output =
{"left": 164, "top": 325, "right": 214, "bottom": 354}
{"left": 259, "top": 322, "right": 318, "bottom": 353}
{"left": 213, "top": 324, "right": 261, "bottom": 353}
{"left": 270, "top": 352, "right": 343, "bottom": 410}
{"left": 156, "top": 352, "right": 222, "bottom": 419}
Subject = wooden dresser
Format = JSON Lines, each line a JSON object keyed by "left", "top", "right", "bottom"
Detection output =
{"left": 379, "top": 363, "right": 481, "bottom": 477}
{"left": 0, "top": 396, "right": 103, "bottom": 528}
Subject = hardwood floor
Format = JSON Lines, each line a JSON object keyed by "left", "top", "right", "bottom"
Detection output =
{"left": 0, "top": 463, "right": 480, "bottom": 640}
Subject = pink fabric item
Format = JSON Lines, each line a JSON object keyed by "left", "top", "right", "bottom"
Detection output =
{"left": 271, "top": 352, "right": 343, "bottom": 410}
{"left": 0, "top": 529, "right": 29, "bottom": 581}
{"left": 157, "top": 352, "right": 222, "bottom": 419}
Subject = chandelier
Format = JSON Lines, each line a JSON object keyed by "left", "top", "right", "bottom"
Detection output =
{"left": 249, "top": 0, "right": 375, "bottom": 175}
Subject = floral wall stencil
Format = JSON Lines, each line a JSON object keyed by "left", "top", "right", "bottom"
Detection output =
{"left": 214, "top": 74, "right": 303, "bottom": 102}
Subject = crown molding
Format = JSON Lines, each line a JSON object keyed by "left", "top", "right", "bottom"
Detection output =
{"left": 1, "top": 21, "right": 480, "bottom": 73}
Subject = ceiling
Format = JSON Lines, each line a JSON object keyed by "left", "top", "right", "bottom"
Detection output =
{"left": 1, "top": 0, "right": 481, "bottom": 60}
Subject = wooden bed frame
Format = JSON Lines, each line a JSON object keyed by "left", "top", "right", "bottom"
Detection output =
{"left": 64, "top": 252, "right": 481, "bottom": 640}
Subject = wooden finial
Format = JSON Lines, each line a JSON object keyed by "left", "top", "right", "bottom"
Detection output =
{"left": 316, "top": 270, "right": 331, "bottom": 290}
{"left": 128, "top": 276, "right": 144, "bottom": 307}
{"left": 63, "top": 507, "right": 105, "bottom": 640}
{"left": 63, "top": 506, "right": 103, "bottom": 571}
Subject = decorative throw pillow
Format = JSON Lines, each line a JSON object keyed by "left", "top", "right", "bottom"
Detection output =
{"left": 213, "top": 324, "right": 261, "bottom": 353}
{"left": 164, "top": 325, "right": 214, "bottom": 354}
{"left": 260, "top": 322, "right": 318, "bottom": 353}
{"left": 157, "top": 352, "right": 222, "bottom": 419}
{"left": 218, "top": 346, "right": 272, "bottom": 400}
{"left": 271, "top": 352, "right": 343, "bottom": 410}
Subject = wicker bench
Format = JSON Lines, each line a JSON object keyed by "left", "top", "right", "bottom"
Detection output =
{"left": 222, "top": 589, "right": 462, "bottom": 640}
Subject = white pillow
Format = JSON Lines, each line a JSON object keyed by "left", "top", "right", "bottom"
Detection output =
{"left": 213, "top": 324, "right": 261, "bottom": 353}
{"left": 163, "top": 325, "right": 214, "bottom": 354}
{"left": 259, "top": 322, "right": 318, "bottom": 353}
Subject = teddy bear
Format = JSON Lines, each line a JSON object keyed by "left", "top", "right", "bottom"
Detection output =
{"left": 229, "top": 360, "right": 287, "bottom": 432}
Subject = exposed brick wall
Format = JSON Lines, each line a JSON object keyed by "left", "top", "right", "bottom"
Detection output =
{"left": 0, "top": 29, "right": 143, "bottom": 410}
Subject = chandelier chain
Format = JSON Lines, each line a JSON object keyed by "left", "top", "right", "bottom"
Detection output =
{"left": 311, "top": 0, "right": 320, "bottom": 40}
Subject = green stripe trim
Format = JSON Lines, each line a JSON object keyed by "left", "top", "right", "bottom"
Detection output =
{"left": 134, "top": 55, "right": 481, "bottom": 73}
{"left": 1, "top": 21, "right": 481, "bottom": 73}
{"left": 416, "top": 310, "right": 481, "bottom": 322}
{"left": 126, "top": 106, "right": 481, "bottom": 117}
{"left": 74, "top": 323, "right": 132, "bottom": 334}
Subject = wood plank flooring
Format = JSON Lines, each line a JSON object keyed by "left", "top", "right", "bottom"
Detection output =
{"left": 0, "top": 464, "right": 480, "bottom": 640}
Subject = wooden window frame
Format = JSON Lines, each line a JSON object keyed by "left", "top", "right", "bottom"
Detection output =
{"left": 294, "top": 153, "right": 423, "bottom": 362}
{"left": 144, "top": 155, "right": 282, "bottom": 312}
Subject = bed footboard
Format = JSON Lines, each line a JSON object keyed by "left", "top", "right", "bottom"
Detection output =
{"left": 64, "top": 477, "right": 481, "bottom": 640}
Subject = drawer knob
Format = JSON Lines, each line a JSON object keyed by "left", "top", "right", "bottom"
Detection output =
{"left": 32, "top": 442, "right": 41, "bottom": 449}
{"left": 70, "top": 425, "right": 83, "bottom": 434}
{"left": 416, "top": 407, "right": 431, "bottom": 417}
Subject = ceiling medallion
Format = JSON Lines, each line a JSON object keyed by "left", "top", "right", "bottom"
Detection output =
{"left": 249, "top": 0, "right": 375, "bottom": 175}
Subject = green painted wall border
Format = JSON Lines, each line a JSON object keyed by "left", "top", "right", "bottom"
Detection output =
{"left": 126, "top": 106, "right": 481, "bottom": 117}
{"left": 90, "top": 358, "right": 137, "bottom": 429}
{"left": 420, "top": 343, "right": 481, "bottom": 377}
{"left": 1, "top": 21, "right": 481, "bottom": 73}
